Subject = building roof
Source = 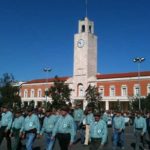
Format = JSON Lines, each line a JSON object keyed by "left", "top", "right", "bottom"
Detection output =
{"left": 96, "top": 71, "right": 150, "bottom": 79}
{"left": 23, "top": 76, "right": 70, "bottom": 84}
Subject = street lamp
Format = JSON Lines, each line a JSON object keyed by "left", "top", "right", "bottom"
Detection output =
{"left": 43, "top": 67, "right": 52, "bottom": 108}
{"left": 133, "top": 57, "right": 145, "bottom": 110}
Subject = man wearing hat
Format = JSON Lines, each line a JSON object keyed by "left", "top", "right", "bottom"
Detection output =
{"left": 0, "top": 104, "right": 13, "bottom": 150}
{"left": 133, "top": 112, "right": 147, "bottom": 150}
{"left": 10, "top": 109, "right": 24, "bottom": 150}
{"left": 89, "top": 111, "right": 108, "bottom": 150}
{"left": 52, "top": 105, "right": 76, "bottom": 150}
{"left": 112, "top": 111, "right": 125, "bottom": 150}
{"left": 20, "top": 107, "right": 40, "bottom": 150}
{"left": 40, "top": 108, "right": 58, "bottom": 150}
{"left": 73, "top": 103, "right": 84, "bottom": 144}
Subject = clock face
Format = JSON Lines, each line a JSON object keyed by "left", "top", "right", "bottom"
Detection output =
{"left": 77, "top": 39, "right": 84, "bottom": 48}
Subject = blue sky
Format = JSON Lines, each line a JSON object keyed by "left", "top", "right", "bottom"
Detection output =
{"left": 0, "top": 0, "right": 150, "bottom": 81}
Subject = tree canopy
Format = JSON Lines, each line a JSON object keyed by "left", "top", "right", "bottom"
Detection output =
{"left": 85, "top": 85, "right": 102, "bottom": 111}
{"left": 48, "top": 76, "right": 72, "bottom": 109}
{"left": 0, "top": 73, "right": 21, "bottom": 108}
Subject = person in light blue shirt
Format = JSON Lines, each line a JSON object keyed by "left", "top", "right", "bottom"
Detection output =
{"left": 89, "top": 112, "right": 108, "bottom": 150}
{"left": 73, "top": 103, "right": 84, "bottom": 144}
{"left": 133, "top": 112, "right": 147, "bottom": 150}
{"left": 20, "top": 107, "right": 40, "bottom": 150}
{"left": 52, "top": 105, "right": 76, "bottom": 150}
{"left": 40, "top": 109, "right": 58, "bottom": 150}
{"left": 0, "top": 105, "right": 13, "bottom": 150}
{"left": 112, "top": 111, "right": 125, "bottom": 150}
{"left": 10, "top": 109, "right": 24, "bottom": 150}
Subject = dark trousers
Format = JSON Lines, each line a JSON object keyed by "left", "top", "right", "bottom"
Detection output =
{"left": 11, "top": 128, "right": 22, "bottom": 150}
{"left": 135, "top": 130, "right": 147, "bottom": 150}
{"left": 57, "top": 133, "right": 71, "bottom": 150}
{"left": 90, "top": 138, "right": 102, "bottom": 150}
{"left": 0, "top": 126, "right": 11, "bottom": 150}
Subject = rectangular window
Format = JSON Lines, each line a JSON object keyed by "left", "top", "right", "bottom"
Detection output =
{"left": 121, "top": 86, "right": 127, "bottom": 96}
{"left": 147, "top": 85, "right": 150, "bottom": 95}
{"left": 134, "top": 86, "right": 140, "bottom": 96}
{"left": 99, "top": 87, "right": 104, "bottom": 97}
{"left": 110, "top": 86, "right": 115, "bottom": 96}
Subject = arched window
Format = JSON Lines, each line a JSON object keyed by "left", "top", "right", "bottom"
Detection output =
{"left": 24, "top": 89, "right": 28, "bottom": 98}
{"left": 30, "top": 89, "right": 35, "bottom": 98}
{"left": 37, "top": 89, "right": 42, "bottom": 97}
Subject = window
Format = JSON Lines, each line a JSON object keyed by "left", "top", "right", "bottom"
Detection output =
{"left": 99, "top": 86, "right": 104, "bottom": 97}
{"left": 89, "top": 25, "right": 91, "bottom": 33}
{"left": 82, "top": 25, "right": 85, "bottom": 32}
{"left": 121, "top": 85, "right": 127, "bottom": 96}
{"left": 30, "top": 89, "right": 35, "bottom": 98}
{"left": 24, "top": 89, "right": 28, "bottom": 98}
{"left": 147, "top": 84, "right": 150, "bottom": 95}
{"left": 37, "top": 89, "right": 42, "bottom": 97}
{"left": 110, "top": 86, "right": 115, "bottom": 96}
{"left": 134, "top": 84, "right": 140, "bottom": 96}
{"left": 77, "top": 83, "right": 84, "bottom": 97}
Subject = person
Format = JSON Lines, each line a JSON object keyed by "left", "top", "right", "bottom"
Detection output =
{"left": 20, "top": 107, "right": 40, "bottom": 150}
{"left": 112, "top": 111, "right": 125, "bottom": 150}
{"left": 40, "top": 108, "right": 58, "bottom": 150}
{"left": 10, "top": 109, "right": 24, "bottom": 150}
{"left": 89, "top": 111, "right": 108, "bottom": 150}
{"left": 0, "top": 104, "right": 13, "bottom": 150}
{"left": 133, "top": 112, "right": 147, "bottom": 150}
{"left": 73, "top": 103, "right": 84, "bottom": 144}
{"left": 52, "top": 105, "right": 76, "bottom": 150}
{"left": 84, "top": 107, "right": 94, "bottom": 145}
{"left": 37, "top": 107, "right": 45, "bottom": 128}
{"left": 146, "top": 112, "right": 150, "bottom": 139}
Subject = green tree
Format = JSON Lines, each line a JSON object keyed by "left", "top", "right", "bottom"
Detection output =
{"left": 49, "top": 76, "right": 72, "bottom": 109}
{"left": 85, "top": 85, "right": 102, "bottom": 111}
{"left": 0, "top": 73, "right": 21, "bottom": 108}
{"left": 131, "top": 94, "right": 150, "bottom": 112}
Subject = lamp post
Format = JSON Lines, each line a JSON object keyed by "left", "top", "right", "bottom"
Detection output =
{"left": 43, "top": 67, "right": 52, "bottom": 109}
{"left": 133, "top": 57, "right": 145, "bottom": 110}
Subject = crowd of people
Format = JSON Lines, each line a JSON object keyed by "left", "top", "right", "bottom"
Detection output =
{"left": 0, "top": 103, "right": 150, "bottom": 150}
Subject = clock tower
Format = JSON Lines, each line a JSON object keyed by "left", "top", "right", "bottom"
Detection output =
{"left": 74, "top": 17, "right": 97, "bottom": 77}
{"left": 72, "top": 17, "right": 97, "bottom": 102}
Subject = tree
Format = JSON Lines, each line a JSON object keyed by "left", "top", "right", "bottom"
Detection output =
{"left": 130, "top": 94, "right": 150, "bottom": 112}
{"left": 0, "top": 73, "right": 21, "bottom": 108}
{"left": 85, "top": 85, "right": 102, "bottom": 111}
{"left": 49, "top": 76, "right": 72, "bottom": 109}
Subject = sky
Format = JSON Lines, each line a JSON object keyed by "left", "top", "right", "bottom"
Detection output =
{"left": 0, "top": 0, "right": 150, "bottom": 81}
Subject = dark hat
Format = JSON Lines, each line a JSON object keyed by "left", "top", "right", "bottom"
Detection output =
{"left": 87, "top": 107, "right": 93, "bottom": 112}
{"left": 61, "top": 105, "right": 70, "bottom": 112}
{"left": 94, "top": 112, "right": 101, "bottom": 117}
{"left": 2, "top": 104, "right": 9, "bottom": 109}
{"left": 45, "top": 108, "right": 52, "bottom": 112}
{"left": 27, "top": 107, "right": 34, "bottom": 112}
{"left": 15, "top": 109, "right": 22, "bottom": 114}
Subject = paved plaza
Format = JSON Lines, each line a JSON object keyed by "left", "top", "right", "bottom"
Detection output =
{"left": 1, "top": 126, "right": 150, "bottom": 150}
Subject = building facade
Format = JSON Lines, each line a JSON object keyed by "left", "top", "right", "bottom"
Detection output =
{"left": 20, "top": 18, "right": 150, "bottom": 110}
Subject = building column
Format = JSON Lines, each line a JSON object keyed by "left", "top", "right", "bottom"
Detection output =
{"left": 83, "top": 99, "right": 87, "bottom": 110}
{"left": 34, "top": 100, "right": 37, "bottom": 107}
{"left": 105, "top": 101, "right": 109, "bottom": 110}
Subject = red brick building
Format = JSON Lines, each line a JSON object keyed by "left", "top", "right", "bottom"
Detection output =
{"left": 20, "top": 18, "right": 150, "bottom": 110}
